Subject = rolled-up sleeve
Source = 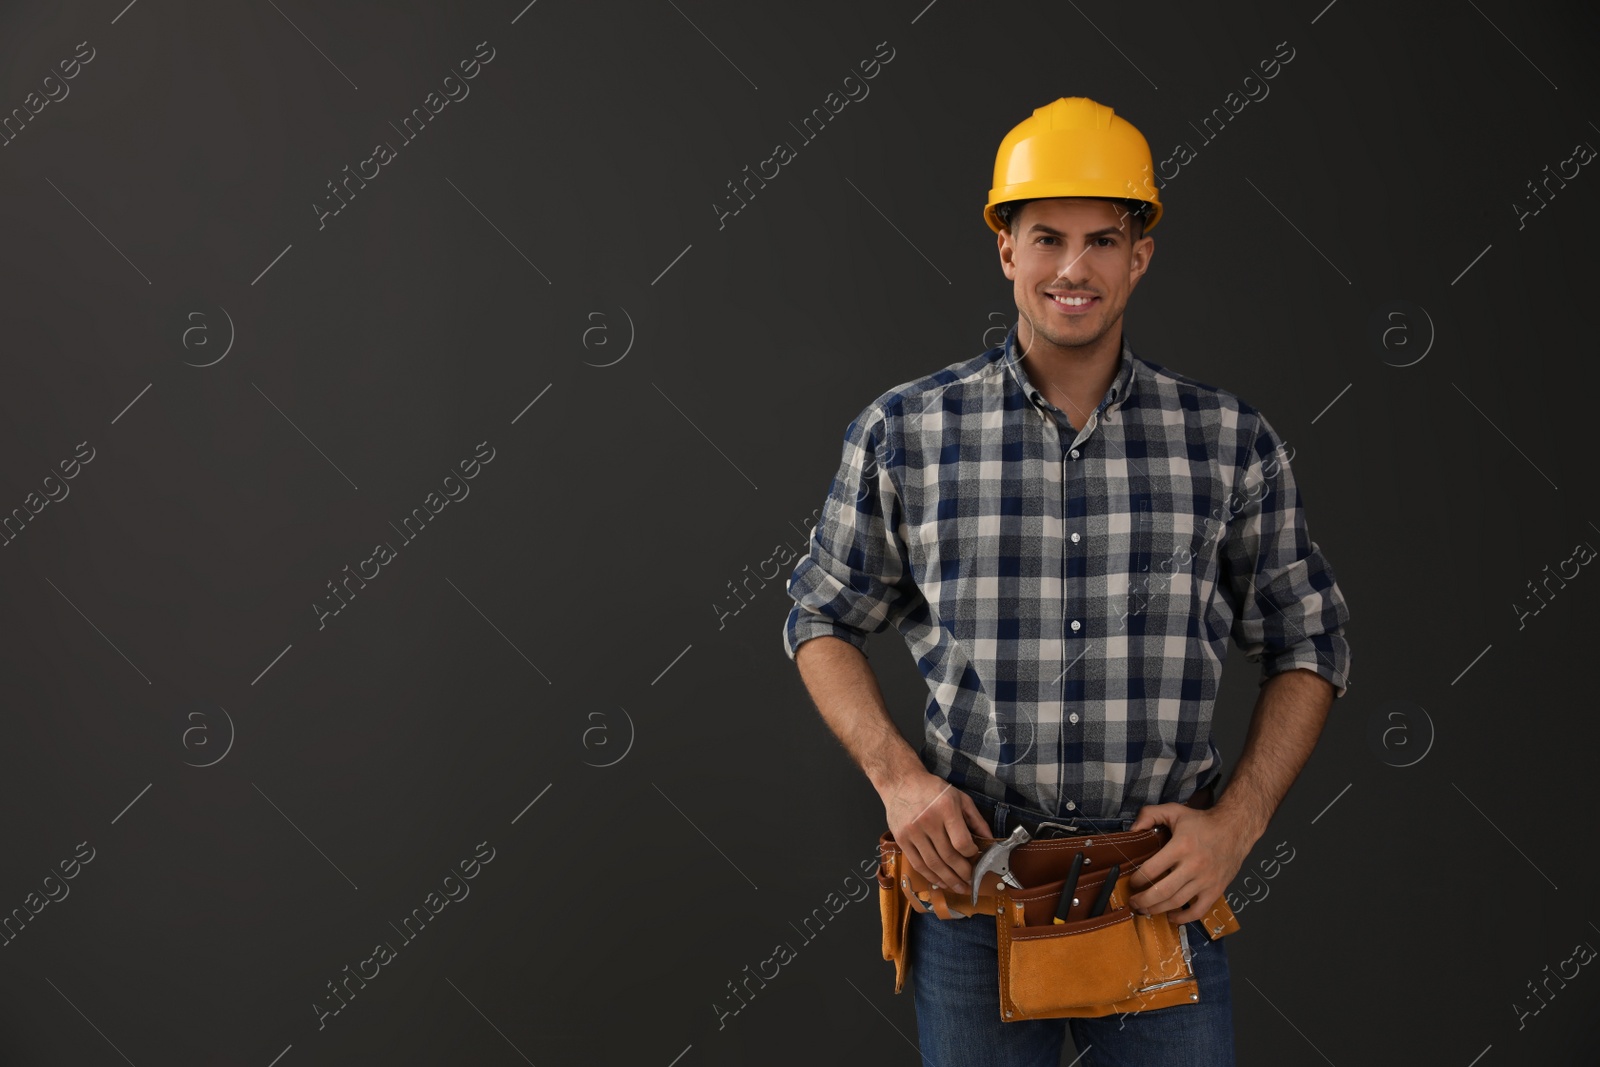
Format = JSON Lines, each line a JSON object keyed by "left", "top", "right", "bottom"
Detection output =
{"left": 1219, "top": 412, "right": 1352, "bottom": 697}
{"left": 782, "top": 403, "right": 922, "bottom": 661}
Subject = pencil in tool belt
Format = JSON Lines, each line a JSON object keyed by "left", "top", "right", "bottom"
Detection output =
{"left": 1088, "top": 863, "right": 1120, "bottom": 917}
{"left": 1052, "top": 850, "right": 1086, "bottom": 925}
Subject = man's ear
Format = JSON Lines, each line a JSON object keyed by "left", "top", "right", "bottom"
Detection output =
{"left": 1128, "top": 235, "right": 1155, "bottom": 284}
{"left": 998, "top": 229, "right": 1017, "bottom": 280}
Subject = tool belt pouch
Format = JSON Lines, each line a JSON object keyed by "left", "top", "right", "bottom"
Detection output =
{"left": 876, "top": 827, "right": 1242, "bottom": 1020}
{"left": 875, "top": 834, "right": 916, "bottom": 993}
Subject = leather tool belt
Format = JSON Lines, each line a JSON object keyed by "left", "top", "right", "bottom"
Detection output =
{"left": 874, "top": 794, "right": 1242, "bottom": 1021}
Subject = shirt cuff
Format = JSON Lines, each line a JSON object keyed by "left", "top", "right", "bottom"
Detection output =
{"left": 784, "top": 609, "right": 870, "bottom": 661}
{"left": 1259, "top": 632, "right": 1351, "bottom": 699}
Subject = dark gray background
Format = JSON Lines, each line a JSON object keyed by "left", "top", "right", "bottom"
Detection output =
{"left": 0, "top": 0, "right": 1596, "bottom": 1063}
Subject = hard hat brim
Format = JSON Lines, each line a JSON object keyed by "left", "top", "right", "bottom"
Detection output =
{"left": 985, "top": 184, "right": 1162, "bottom": 236}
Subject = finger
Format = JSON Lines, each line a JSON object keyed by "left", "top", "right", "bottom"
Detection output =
{"left": 958, "top": 794, "right": 990, "bottom": 847}
{"left": 1126, "top": 857, "right": 1164, "bottom": 895}
{"left": 1128, "top": 802, "right": 1174, "bottom": 833}
{"left": 1126, "top": 859, "right": 1172, "bottom": 894}
{"left": 902, "top": 799, "right": 975, "bottom": 891}
{"left": 1131, "top": 877, "right": 1183, "bottom": 915}
{"left": 1134, "top": 872, "right": 1199, "bottom": 916}
{"left": 907, "top": 831, "right": 969, "bottom": 894}
{"left": 928, "top": 826, "right": 978, "bottom": 891}
{"left": 945, "top": 805, "right": 983, "bottom": 862}
{"left": 1130, "top": 841, "right": 1179, "bottom": 889}
{"left": 1169, "top": 903, "right": 1201, "bottom": 925}
{"left": 1168, "top": 889, "right": 1215, "bottom": 925}
{"left": 900, "top": 842, "right": 948, "bottom": 893}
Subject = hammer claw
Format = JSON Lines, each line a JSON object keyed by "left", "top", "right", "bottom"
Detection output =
{"left": 969, "top": 824, "right": 1032, "bottom": 907}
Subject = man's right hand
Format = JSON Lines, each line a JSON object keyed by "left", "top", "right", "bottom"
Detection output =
{"left": 881, "top": 771, "right": 992, "bottom": 896}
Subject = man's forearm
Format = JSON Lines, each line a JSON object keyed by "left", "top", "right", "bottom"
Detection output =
{"left": 793, "top": 634, "right": 924, "bottom": 793}
{"left": 1211, "top": 667, "right": 1335, "bottom": 842}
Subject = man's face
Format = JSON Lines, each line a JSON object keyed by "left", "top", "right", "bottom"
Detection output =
{"left": 997, "top": 197, "right": 1154, "bottom": 353}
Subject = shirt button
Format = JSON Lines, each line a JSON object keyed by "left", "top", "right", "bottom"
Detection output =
{"left": 1070, "top": 532, "right": 1080, "bottom": 543}
{"left": 1070, "top": 620, "right": 1081, "bottom": 631}
{"left": 1070, "top": 449, "right": 1080, "bottom": 459}
{"left": 1069, "top": 712, "right": 1079, "bottom": 724}
{"left": 1065, "top": 801, "right": 1076, "bottom": 810}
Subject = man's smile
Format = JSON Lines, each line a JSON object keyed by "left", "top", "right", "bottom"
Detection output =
{"left": 1046, "top": 290, "right": 1099, "bottom": 315}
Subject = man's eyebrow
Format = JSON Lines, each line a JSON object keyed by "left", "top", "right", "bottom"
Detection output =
{"left": 1025, "top": 223, "right": 1125, "bottom": 239}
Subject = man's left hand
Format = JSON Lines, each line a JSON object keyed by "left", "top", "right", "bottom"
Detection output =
{"left": 1124, "top": 804, "right": 1258, "bottom": 924}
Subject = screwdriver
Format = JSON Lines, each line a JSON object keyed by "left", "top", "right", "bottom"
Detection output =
{"left": 1088, "top": 863, "right": 1120, "bottom": 917}
{"left": 1052, "top": 851, "right": 1085, "bottom": 925}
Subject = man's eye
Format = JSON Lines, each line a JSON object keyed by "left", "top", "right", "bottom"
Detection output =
{"left": 1034, "top": 236, "right": 1115, "bottom": 248}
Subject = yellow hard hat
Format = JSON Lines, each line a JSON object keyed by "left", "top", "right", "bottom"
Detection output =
{"left": 983, "top": 96, "right": 1162, "bottom": 236}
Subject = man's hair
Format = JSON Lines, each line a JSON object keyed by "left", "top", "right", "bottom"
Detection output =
{"left": 997, "top": 197, "right": 1149, "bottom": 242}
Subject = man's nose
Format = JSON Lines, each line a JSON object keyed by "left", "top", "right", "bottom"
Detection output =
{"left": 1051, "top": 242, "right": 1096, "bottom": 279}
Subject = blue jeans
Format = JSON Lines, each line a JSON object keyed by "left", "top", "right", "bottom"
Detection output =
{"left": 908, "top": 789, "right": 1235, "bottom": 1066}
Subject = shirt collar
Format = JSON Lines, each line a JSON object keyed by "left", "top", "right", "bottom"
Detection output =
{"left": 999, "top": 323, "right": 1138, "bottom": 418}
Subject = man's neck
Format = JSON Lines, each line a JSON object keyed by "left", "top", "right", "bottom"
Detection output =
{"left": 1019, "top": 325, "right": 1123, "bottom": 429}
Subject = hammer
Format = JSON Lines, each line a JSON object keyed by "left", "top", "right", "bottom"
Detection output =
{"left": 969, "top": 824, "right": 1032, "bottom": 907}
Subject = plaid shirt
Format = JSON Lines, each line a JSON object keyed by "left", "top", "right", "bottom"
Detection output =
{"left": 782, "top": 325, "right": 1351, "bottom": 819}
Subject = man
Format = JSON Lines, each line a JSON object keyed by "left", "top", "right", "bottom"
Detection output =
{"left": 781, "top": 96, "right": 1351, "bottom": 1064}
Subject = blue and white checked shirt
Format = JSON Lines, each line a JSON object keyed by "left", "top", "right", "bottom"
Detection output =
{"left": 782, "top": 325, "right": 1351, "bottom": 819}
